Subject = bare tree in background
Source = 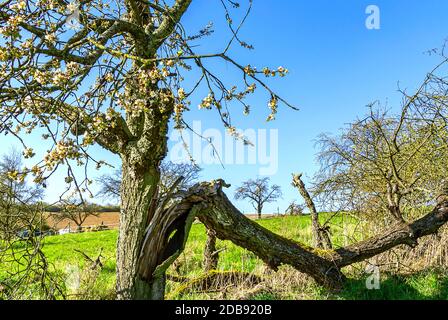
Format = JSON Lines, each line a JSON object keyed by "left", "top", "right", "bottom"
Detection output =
{"left": 96, "top": 170, "right": 121, "bottom": 202}
{"left": 314, "top": 104, "right": 448, "bottom": 226}
{"left": 286, "top": 200, "right": 304, "bottom": 216}
{"left": 0, "top": 150, "right": 63, "bottom": 299}
{"left": 54, "top": 198, "right": 101, "bottom": 232}
{"left": 97, "top": 161, "right": 201, "bottom": 202}
{"left": 235, "top": 177, "right": 282, "bottom": 219}
{"left": 311, "top": 55, "right": 448, "bottom": 249}
{"left": 0, "top": 149, "right": 44, "bottom": 240}
{"left": 159, "top": 162, "right": 201, "bottom": 198}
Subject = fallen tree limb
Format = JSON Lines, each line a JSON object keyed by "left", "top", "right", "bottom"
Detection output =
{"left": 194, "top": 181, "right": 345, "bottom": 289}
{"left": 331, "top": 202, "right": 448, "bottom": 267}
{"left": 138, "top": 180, "right": 448, "bottom": 295}
{"left": 172, "top": 271, "right": 262, "bottom": 296}
{"left": 166, "top": 274, "right": 190, "bottom": 283}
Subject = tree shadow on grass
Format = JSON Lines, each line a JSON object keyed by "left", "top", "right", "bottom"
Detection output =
{"left": 334, "top": 270, "right": 448, "bottom": 300}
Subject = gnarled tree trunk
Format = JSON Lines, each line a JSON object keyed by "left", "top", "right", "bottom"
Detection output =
{"left": 292, "top": 174, "right": 332, "bottom": 250}
{"left": 116, "top": 157, "right": 161, "bottom": 300}
{"left": 256, "top": 204, "right": 262, "bottom": 220}
{"left": 115, "top": 95, "right": 173, "bottom": 300}
{"left": 203, "top": 228, "right": 219, "bottom": 272}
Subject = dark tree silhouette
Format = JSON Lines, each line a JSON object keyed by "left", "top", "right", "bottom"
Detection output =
{"left": 97, "top": 161, "right": 201, "bottom": 202}
{"left": 235, "top": 177, "right": 282, "bottom": 219}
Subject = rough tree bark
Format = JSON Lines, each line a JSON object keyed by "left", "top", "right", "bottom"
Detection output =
{"left": 116, "top": 104, "right": 173, "bottom": 299}
{"left": 203, "top": 228, "right": 219, "bottom": 272}
{"left": 115, "top": 0, "right": 193, "bottom": 300}
{"left": 330, "top": 201, "right": 448, "bottom": 267}
{"left": 257, "top": 204, "right": 262, "bottom": 220}
{"left": 292, "top": 174, "right": 332, "bottom": 249}
{"left": 136, "top": 179, "right": 448, "bottom": 297}
{"left": 116, "top": 161, "right": 161, "bottom": 299}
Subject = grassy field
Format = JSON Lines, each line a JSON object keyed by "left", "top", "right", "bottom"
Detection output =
{"left": 3, "top": 214, "right": 447, "bottom": 300}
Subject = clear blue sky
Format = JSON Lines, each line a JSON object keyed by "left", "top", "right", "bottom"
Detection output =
{"left": 2, "top": 0, "right": 448, "bottom": 213}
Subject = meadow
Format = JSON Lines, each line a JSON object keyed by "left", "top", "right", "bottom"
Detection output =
{"left": 8, "top": 213, "right": 445, "bottom": 300}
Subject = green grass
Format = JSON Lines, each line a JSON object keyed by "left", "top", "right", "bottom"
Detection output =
{"left": 42, "top": 230, "right": 118, "bottom": 296}
{"left": 339, "top": 270, "right": 448, "bottom": 300}
{"left": 2, "top": 214, "right": 447, "bottom": 300}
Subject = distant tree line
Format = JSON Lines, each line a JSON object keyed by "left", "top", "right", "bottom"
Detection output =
{"left": 43, "top": 203, "right": 120, "bottom": 213}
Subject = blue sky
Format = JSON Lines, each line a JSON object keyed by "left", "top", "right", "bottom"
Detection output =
{"left": 173, "top": 0, "right": 448, "bottom": 213}
{"left": 2, "top": 0, "right": 448, "bottom": 213}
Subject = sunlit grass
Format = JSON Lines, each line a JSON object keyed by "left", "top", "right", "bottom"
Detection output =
{"left": 1, "top": 214, "right": 447, "bottom": 300}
